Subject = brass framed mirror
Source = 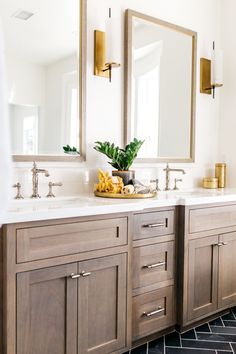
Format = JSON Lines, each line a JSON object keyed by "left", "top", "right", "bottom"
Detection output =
{"left": 124, "top": 10, "right": 197, "bottom": 163}
{"left": 1, "top": 0, "right": 87, "bottom": 161}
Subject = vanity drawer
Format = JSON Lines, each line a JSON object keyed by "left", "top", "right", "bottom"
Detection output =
{"left": 133, "top": 241, "right": 174, "bottom": 290}
{"left": 189, "top": 205, "right": 236, "bottom": 233}
{"left": 132, "top": 286, "right": 174, "bottom": 340}
{"left": 133, "top": 210, "right": 174, "bottom": 240}
{"left": 16, "top": 217, "right": 128, "bottom": 263}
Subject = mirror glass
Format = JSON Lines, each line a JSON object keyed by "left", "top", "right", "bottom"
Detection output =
{"left": 125, "top": 11, "right": 197, "bottom": 162}
{"left": 0, "top": 0, "right": 85, "bottom": 160}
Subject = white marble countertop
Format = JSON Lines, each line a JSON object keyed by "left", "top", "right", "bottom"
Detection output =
{"left": 2, "top": 188, "right": 236, "bottom": 224}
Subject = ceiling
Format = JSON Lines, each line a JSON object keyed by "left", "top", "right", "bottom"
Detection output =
{"left": 0, "top": 0, "right": 78, "bottom": 66}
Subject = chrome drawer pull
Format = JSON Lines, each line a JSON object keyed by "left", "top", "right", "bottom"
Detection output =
{"left": 214, "top": 242, "right": 229, "bottom": 247}
{"left": 143, "top": 261, "right": 166, "bottom": 269}
{"left": 213, "top": 243, "right": 223, "bottom": 247}
{"left": 143, "top": 306, "right": 165, "bottom": 317}
{"left": 81, "top": 271, "right": 91, "bottom": 277}
{"left": 143, "top": 223, "right": 166, "bottom": 228}
{"left": 70, "top": 273, "right": 81, "bottom": 279}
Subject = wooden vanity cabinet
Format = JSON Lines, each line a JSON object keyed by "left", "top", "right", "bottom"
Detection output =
{"left": 16, "top": 254, "right": 127, "bottom": 354}
{"left": 132, "top": 208, "right": 176, "bottom": 341}
{"left": 178, "top": 204, "right": 236, "bottom": 329}
{"left": 17, "top": 264, "right": 78, "bottom": 354}
{"left": 78, "top": 254, "right": 127, "bottom": 354}
{"left": 1, "top": 214, "right": 131, "bottom": 354}
{"left": 5, "top": 201, "right": 236, "bottom": 352}
{"left": 218, "top": 232, "right": 236, "bottom": 308}
{"left": 187, "top": 236, "right": 218, "bottom": 321}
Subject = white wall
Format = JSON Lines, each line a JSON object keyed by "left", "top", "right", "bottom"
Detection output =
{"left": 219, "top": 0, "right": 236, "bottom": 187}
{"left": 12, "top": 0, "right": 223, "bottom": 198}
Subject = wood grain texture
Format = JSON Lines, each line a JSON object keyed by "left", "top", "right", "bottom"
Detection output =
{"left": 176, "top": 206, "right": 187, "bottom": 326}
{"left": 133, "top": 241, "right": 174, "bottom": 290}
{"left": 218, "top": 232, "right": 236, "bottom": 308}
{"left": 132, "top": 286, "right": 175, "bottom": 341}
{"left": 3, "top": 210, "right": 130, "bottom": 354}
{"left": 187, "top": 236, "right": 218, "bottom": 321}
{"left": 3, "top": 225, "right": 17, "bottom": 354}
{"left": 133, "top": 210, "right": 174, "bottom": 240}
{"left": 177, "top": 203, "right": 236, "bottom": 329}
{"left": 78, "top": 254, "right": 127, "bottom": 354}
{"left": 15, "top": 245, "right": 128, "bottom": 273}
{"left": 189, "top": 204, "right": 236, "bottom": 233}
{"left": 17, "top": 263, "right": 78, "bottom": 354}
{"left": 16, "top": 217, "right": 128, "bottom": 263}
{"left": 0, "top": 228, "right": 3, "bottom": 353}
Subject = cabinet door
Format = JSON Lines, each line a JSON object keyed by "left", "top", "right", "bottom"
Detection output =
{"left": 188, "top": 236, "right": 218, "bottom": 321}
{"left": 219, "top": 232, "right": 236, "bottom": 308}
{"left": 78, "top": 254, "right": 127, "bottom": 354}
{"left": 17, "top": 264, "right": 78, "bottom": 354}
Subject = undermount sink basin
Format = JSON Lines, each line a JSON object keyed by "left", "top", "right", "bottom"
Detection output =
{"left": 157, "top": 190, "right": 203, "bottom": 198}
{"left": 8, "top": 196, "right": 100, "bottom": 212}
{"left": 159, "top": 189, "right": 226, "bottom": 198}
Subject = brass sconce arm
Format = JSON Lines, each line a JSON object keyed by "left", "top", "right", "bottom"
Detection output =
{"left": 200, "top": 42, "right": 223, "bottom": 98}
{"left": 94, "top": 8, "right": 120, "bottom": 82}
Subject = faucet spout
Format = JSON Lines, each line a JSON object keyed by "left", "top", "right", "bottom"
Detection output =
{"left": 163, "top": 163, "right": 186, "bottom": 191}
{"left": 170, "top": 168, "right": 186, "bottom": 175}
{"left": 31, "top": 162, "right": 50, "bottom": 198}
{"left": 37, "top": 169, "right": 50, "bottom": 177}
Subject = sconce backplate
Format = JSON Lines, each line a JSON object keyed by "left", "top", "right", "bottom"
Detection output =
{"left": 200, "top": 58, "right": 212, "bottom": 94}
{"left": 94, "top": 30, "right": 109, "bottom": 78}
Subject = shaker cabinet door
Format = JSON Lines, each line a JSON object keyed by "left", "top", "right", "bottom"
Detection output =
{"left": 219, "top": 232, "right": 236, "bottom": 308}
{"left": 187, "top": 236, "right": 218, "bottom": 321}
{"left": 78, "top": 254, "right": 127, "bottom": 354}
{"left": 17, "top": 264, "right": 78, "bottom": 354}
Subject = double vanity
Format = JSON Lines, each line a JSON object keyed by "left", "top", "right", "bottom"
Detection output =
{"left": 1, "top": 190, "right": 236, "bottom": 354}
{"left": 0, "top": 0, "right": 230, "bottom": 352}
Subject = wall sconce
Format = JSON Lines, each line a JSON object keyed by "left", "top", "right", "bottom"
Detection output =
{"left": 94, "top": 8, "right": 121, "bottom": 82}
{"left": 200, "top": 42, "right": 223, "bottom": 98}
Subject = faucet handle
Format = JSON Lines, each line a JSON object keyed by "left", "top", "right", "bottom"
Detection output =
{"left": 150, "top": 179, "right": 161, "bottom": 191}
{"left": 46, "top": 182, "right": 63, "bottom": 198}
{"left": 13, "top": 183, "right": 24, "bottom": 200}
{"left": 173, "top": 178, "right": 182, "bottom": 191}
{"left": 163, "top": 163, "right": 169, "bottom": 172}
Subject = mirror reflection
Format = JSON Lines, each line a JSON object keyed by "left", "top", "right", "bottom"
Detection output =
{"left": 1, "top": 0, "right": 80, "bottom": 157}
{"left": 125, "top": 11, "right": 197, "bottom": 162}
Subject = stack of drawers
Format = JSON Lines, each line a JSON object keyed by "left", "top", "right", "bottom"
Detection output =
{"left": 132, "top": 209, "right": 176, "bottom": 340}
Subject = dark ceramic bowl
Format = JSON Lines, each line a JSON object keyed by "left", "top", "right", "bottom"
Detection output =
{"left": 112, "top": 170, "right": 135, "bottom": 186}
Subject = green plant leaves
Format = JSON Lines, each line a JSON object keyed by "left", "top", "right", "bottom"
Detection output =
{"left": 63, "top": 144, "right": 80, "bottom": 154}
{"left": 94, "top": 138, "right": 144, "bottom": 170}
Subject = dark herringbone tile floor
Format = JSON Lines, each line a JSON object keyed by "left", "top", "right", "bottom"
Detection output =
{"left": 123, "top": 307, "right": 236, "bottom": 353}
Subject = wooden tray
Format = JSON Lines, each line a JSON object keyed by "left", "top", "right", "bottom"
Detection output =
{"left": 94, "top": 191, "right": 157, "bottom": 199}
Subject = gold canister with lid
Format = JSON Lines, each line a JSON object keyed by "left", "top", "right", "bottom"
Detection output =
{"left": 203, "top": 177, "right": 218, "bottom": 189}
{"left": 215, "top": 163, "right": 226, "bottom": 188}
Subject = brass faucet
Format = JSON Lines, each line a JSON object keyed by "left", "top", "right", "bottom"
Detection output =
{"left": 31, "top": 162, "right": 50, "bottom": 198}
{"left": 163, "top": 163, "right": 186, "bottom": 191}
